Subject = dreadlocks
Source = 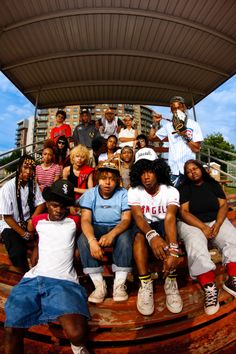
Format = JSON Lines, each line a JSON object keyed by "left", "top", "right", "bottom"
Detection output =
{"left": 130, "top": 158, "right": 172, "bottom": 188}
{"left": 15, "top": 155, "right": 36, "bottom": 229}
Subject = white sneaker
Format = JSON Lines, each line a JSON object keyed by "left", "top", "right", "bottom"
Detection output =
{"left": 203, "top": 282, "right": 219, "bottom": 315}
{"left": 164, "top": 277, "right": 183, "bottom": 313}
{"left": 113, "top": 280, "right": 128, "bottom": 301}
{"left": 88, "top": 280, "right": 107, "bottom": 303}
{"left": 137, "top": 281, "right": 154, "bottom": 316}
{"left": 71, "top": 344, "right": 90, "bottom": 354}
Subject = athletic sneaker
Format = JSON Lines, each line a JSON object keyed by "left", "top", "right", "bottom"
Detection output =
{"left": 113, "top": 280, "right": 128, "bottom": 301}
{"left": 164, "top": 277, "right": 183, "bottom": 313}
{"left": 223, "top": 276, "right": 236, "bottom": 297}
{"left": 71, "top": 344, "right": 90, "bottom": 354}
{"left": 203, "top": 282, "right": 219, "bottom": 315}
{"left": 88, "top": 280, "right": 107, "bottom": 303}
{"left": 137, "top": 281, "right": 154, "bottom": 316}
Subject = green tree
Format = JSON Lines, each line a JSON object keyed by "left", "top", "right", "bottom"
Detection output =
{"left": 201, "top": 133, "right": 236, "bottom": 171}
{"left": 0, "top": 150, "right": 21, "bottom": 173}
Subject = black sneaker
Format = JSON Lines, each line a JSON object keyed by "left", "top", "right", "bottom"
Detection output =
{"left": 203, "top": 282, "right": 219, "bottom": 315}
{"left": 223, "top": 276, "right": 236, "bottom": 297}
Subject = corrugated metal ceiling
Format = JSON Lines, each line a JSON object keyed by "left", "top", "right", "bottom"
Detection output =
{"left": 0, "top": 0, "right": 236, "bottom": 108}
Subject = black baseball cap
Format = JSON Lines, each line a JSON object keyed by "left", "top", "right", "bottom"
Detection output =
{"left": 43, "top": 179, "right": 75, "bottom": 206}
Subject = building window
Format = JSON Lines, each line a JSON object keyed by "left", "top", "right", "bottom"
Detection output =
{"left": 66, "top": 108, "right": 71, "bottom": 112}
{"left": 73, "top": 114, "right": 78, "bottom": 118}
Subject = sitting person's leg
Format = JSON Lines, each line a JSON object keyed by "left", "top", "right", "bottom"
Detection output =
{"left": 2, "top": 228, "right": 29, "bottom": 273}
{"left": 4, "top": 277, "right": 42, "bottom": 354}
{"left": 151, "top": 220, "right": 183, "bottom": 314}
{"left": 4, "top": 327, "right": 26, "bottom": 354}
{"left": 77, "top": 230, "right": 106, "bottom": 303}
{"left": 112, "top": 229, "right": 133, "bottom": 301}
{"left": 133, "top": 231, "right": 154, "bottom": 316}
{"left": 177, "top": 221, "right": 219, "bottom": 315}
{"left": 211, "top": 218, "right": 236, "bottom": 297}
{"left": 59, "top": 314, "right": 89, "bottom": 354}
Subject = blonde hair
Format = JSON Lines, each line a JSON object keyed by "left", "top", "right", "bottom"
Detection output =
{"left": 70, "top": 144, "right": 90, "bottom": 165}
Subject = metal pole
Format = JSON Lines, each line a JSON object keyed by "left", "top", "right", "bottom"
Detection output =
{"left": 190, "top": 91, "right": 197, "bottom": 122}
{"left": 34, "top": 91, "right": 40, "bottom": 158}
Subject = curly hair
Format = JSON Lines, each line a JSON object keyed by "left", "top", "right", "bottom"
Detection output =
{"left": 130, "top": 158, "right": 172, "bottom": 187}
{"left": 70, "top": 144, "right": 90, "bottom": 165}
{"left": 183, "top": 159, "right": 217, "bottom": 184}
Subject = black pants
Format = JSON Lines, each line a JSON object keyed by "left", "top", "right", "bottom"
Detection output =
{"left": 2, "top": 228, "right": 29, "bottom": 271}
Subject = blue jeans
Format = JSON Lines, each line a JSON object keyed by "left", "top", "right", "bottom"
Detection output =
{"left": 77, "top": 225, "right": 133, "bottom": 274}
{"left": 5, "top": 276, "right": 90, "bottom": 328}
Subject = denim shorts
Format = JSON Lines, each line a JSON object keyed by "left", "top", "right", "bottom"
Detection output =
{"left": 4, "top": 276, "right": 91, "bottom": 328}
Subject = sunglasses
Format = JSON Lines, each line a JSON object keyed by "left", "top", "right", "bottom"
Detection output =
{"left": 58, "top": 141, "right": 66, "bottom": 145}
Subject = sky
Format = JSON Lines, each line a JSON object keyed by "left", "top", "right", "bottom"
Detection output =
{"left": 0, "top": 72, "right": 235, "bottom": 153}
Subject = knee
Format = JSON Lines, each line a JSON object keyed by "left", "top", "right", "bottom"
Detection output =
{"left": 66, "top": 323, "right": 88, "bottom": 345}
{"left": 133, "top": 232, "right": 146, "bottom": 248}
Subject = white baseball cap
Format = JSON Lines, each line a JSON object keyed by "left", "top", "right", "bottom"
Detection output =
{"left": 135, "top": 148, "right": 157, "bottom": 163}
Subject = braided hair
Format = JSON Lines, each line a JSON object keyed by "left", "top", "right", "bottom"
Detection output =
{"left": 15, "top": 155, "right": 36, "bottom": 228}
{"left": 130, "top": 158, "right": 172, "bottom": 188}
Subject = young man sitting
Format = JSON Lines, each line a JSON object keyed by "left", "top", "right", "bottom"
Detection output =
{"left": 128, "top": 148, "right": 183, "bottom": 316}
{"left": 4, "top": 180, "right": 90, "bottom": 354}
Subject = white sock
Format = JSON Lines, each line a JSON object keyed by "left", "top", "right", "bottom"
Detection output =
{"left": 71, "top": 343, "right": 89, "bottom": 354}
{"left": 89, "top": 272, "right": 104, "bottom": 287}
{"left": 114, "top": 271, "right": 128, "bottom": 283}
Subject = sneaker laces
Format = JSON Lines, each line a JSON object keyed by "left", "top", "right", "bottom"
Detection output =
{"left": 139, "top": 282, "right": 153, "bottom": 304}
{"left": 165, "top": 279, "right": 181, "bottom": 303}
{"left": 204, "top": 284, "right": 218, "bottom": 307}
{"left": 230, "top": 276, "right": 236, "bottom": 288}
{"left": 114, "top": 282, "right": 127, "bottom": 295}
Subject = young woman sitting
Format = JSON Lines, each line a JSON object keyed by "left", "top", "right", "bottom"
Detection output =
{"left": 178, "top": 159, "right": 236, "bottom": 316}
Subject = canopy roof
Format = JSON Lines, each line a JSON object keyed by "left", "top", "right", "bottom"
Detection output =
{"left": 1, "top": 0, "right": 236, "bottom": 109}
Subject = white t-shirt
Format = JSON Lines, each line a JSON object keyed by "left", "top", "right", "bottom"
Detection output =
{"left": 0, "top": 177, "right": 45, "bottom": 233}
{"left": 24, "top": 214, "right": 79, "bottom": 283}
{"left": 118, "top": 128, "right": 136, "bottom": 148}
{"left": 100, "top": 117, "right": 119, "bottom": 139}
{"left": 128, "top": 184, "right": 179, "bottom": 223}
{"left": 156, "top": 119, "right": 203, "bottom": 175}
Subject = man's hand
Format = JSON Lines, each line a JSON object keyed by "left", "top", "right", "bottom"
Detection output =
{"left": 89, "top": 240, "right": 104, "bottom": 260}
{"left": 98, "top": 233, "right": 115, "bottom": 247}
{"left": 201, "top": 225, "right": 214, "bottom": 239}
{"left": 150, "top": 236, "right": 168, "bottom": 261}
{"left": 152, "top": 113, "right": 162, "bottom": 128}
{"left": 210, "top": 222, "right": 221, "bottom": 238}
{"left": 162, "top": 255, "right": 178, "bottom": 278}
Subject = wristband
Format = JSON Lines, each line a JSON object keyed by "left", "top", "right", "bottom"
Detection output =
{"left": 22, "top": 232, "right": 31, "bottom": 241}
{"left": 169, "top": 253, "right": 179, "bottom": 258}
{"left": 88, "top": 237, "right": 97, "bottom": 244}
{"left": 169, "top": 243, "right": 179, "bottom": 249}
{"left": 182, "top": 135, "right": 192, "bottom": 143}
{"left": 146, "top": 230, "right": 160, "bottom": 245}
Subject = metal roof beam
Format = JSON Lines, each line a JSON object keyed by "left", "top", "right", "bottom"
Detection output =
{"left": 3, "top": 49, "right": 228, "bottom": 77}
{"left": 24, "top": 80, "right": 205, "bottom": 96}
{"left": 2, "top": 8, "right": 235, "bottom": 45}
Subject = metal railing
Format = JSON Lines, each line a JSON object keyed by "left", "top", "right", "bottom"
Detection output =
{"left": 199, "top": 144, "right": 236, "bottom": 184}
{"left": 0, "top": 141, "right": 44, "bottom": 186}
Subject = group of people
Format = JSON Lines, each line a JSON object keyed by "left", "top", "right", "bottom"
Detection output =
{"left": 1, "top": 96, "right": 236, "bottom": 354}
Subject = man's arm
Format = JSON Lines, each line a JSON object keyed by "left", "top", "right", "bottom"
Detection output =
{"left": 131, "top": 205, "right": 167, "bottom": 261}
{"left": 164, "top": 204, "right": 178, "bottom": 244}
{"left": 4, "top": 215, "right": 26, "bottom": 238}
{"left": 81, "top": 208, "right": 104, "bottom": 260}
{"left": 98, "top": 210, "right": 132, "bottom": 247}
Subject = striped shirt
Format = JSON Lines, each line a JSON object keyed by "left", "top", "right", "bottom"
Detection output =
{"left": 36, "top": 163, "right": 61, "bottom": 191}
{"left": 156, "top": 119, "right": 203, "bottom": 175}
